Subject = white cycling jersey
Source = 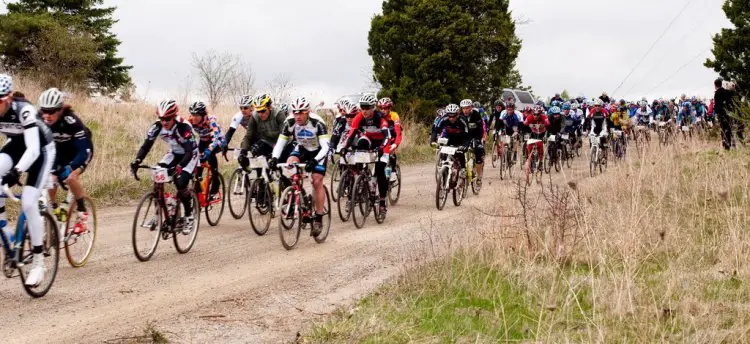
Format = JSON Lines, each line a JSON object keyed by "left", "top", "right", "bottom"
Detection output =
{"left": 229, "top": 111, "right": 250, "bottom": 130}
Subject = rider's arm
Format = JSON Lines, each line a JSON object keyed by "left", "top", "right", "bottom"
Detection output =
{"left": 240, "top": 116, "right": 258, "bottom": 151}
{"left": 135, "top": 122, "right": 161, "bottom": 162}
{"left": 344, "top": 113, "right": 364, "bottom": 148}
{"left": 379, "top": 116, "right": 391, "bottom": 145}
{"left": 271, "top": 119, "right": 293, "bottom": 160}
{"left": 313, "top": 121, "right": 331, "bottom": 161}
{"left": 176, "top": 123, "right": 197, "bottom": 168}
{"left": 66, "top": 115, "right": 93, "bottom": 171}
{"left": 207, "top": 116, "right": 224, "bottom": 152}
{"left": 330, "top": 117, "right": 346, "bottom": 149}
{"left": 224, "top": 112, "right": 242, "bottom": 146}
{"left": 14, "top": 104, "right": 41, "bottom": 172}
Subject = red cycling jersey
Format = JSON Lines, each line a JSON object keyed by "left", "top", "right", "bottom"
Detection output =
{"left": 345, "top": 110, "right": 390, "bottom": 148}
{"left": 524, "top": 114, "right": 550, "bottom": 135}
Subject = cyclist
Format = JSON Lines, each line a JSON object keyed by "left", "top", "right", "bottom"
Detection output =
{"left": 677, "top": 101, "right": 696, "bottom": 129}
{"left": 430, "top": 108, "right": 447, "bottom": 143}
{"left": 342, "top": 95, "right": 391, "bottom": 215}
{"left": 459, "top": 99, "right": 486, "bottom": 184}
{"left": 38, "top": 88, "right": 94, "bottom": 233}
{"left": 498, "top": 101, "right": 523, "bottom": 162}
{"left": 238, "top": 94, "right": 287, "bottom": 168}
{"left": 430, "top": 104, "right": 469, "bottom": 172}
{"left": 187, "top": 101, "right": 225, "bottom": 201}
{"left": 269, "top": 97, "right": 330, "bottom": 236}
{"left": 131, "top": 99, "right": 198, "bottom": 233}
{"left": 609, "top": 103, "right": 628, "bottom": 151}
{"left": 473, "top": 101, "right": 490, "bottom": 134}
{"left": 377, "top": 97, "right": 402, "bottom": 175}
{"left": 589, "top": 101, "right": 609, "bottom": 150}
{"left": 331, "top": 102, "right": 359, "bottom": 152}
{"left": 563, "top": 103, "right": 582, "bottom": 148}
{"left": 524, "top": 105, "right": 549, "bottom": 169}
{"left": 222, "top": 95, "right": 253, "bottom": 157}
{"left": 691, "top": 97, "right": 707, "bottom": 124}
{"left": 489, "top": 99, "right": 506, "bottom": 133}
{"left": 0, "top": 75, "right": 55, "bottom": 286}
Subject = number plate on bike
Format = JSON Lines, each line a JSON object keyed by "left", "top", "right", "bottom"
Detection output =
{"left": 502, "top": 135, "right": 511, "bottom": 144}
{"left": 440, "top": 146, "right": 458, "bottom": 155}
{"left": 548, "top": 135, "right": 556, "bottom": 142}
{"left": 613, "top": 130, "right": 622, "bottom": 138}
{"left": 658, "top": 121, "right": 666, "bottom": 127}
{"left": 560, "top": 134, "right": 569, "bottom": 140}
{"left": 437, "top": 137, "right": 449, "bottom": 145}
{"left": 151, "top": 168, "right": 169, "bottom": 183}
{"left": 249, "top": 157, "right": 268, "bottom": 169}
{"left": 352, "top": 151, "right": 377, "bottom": 163}
{"left": 682, "top": 126, "right": 689, "bottom": 132}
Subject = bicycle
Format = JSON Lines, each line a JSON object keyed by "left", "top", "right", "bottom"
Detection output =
{"left": 387, "top": 153, "right": 401, "bottom": 206}
{"left": 611, "top": 130, "right": 625, "bottom": 162}
{"left": 634, "top": 124, "right": 650, "bottom": 154}
{"left": 525, "top": 138, "right": 544, "bottom": 186}
{"left": 497, "top": 133, "right": 517, "bottom": 180}
{"left": 196, "top": 160, "right": 225, "bottom": 226}
{"left": 465, "top": 139, "right": 481, "bottom": 195}
{"left": 131, "top": 165, "right": 200, "bottom": 261}
{"left": 0, "top": 185, "right": 59, "bottom": 298}
{"left": 277, "top": 162, "right": 331, "bottom": 250}
{"left": 225, "top": 148, "right": 251, "bottom": 220}
{"left": 235, "top": 151, "right": 279, "bottom": 236}
{"left": 347, "top": 150, "right": 387, "bottom": 228}
{"left": 589, "top": 135, "right": 606, "bottom": 177}
{"left": 434, "top": 138, "right": 465, "bottom": 210}
{"left": 544, "top": 134, "right": 562, "bottom": 173}
{"left": 560, "top": 132, "right": 574, "bottom": 169}
{"left": 47, "top": 181, "right": 96, "bottom": 268}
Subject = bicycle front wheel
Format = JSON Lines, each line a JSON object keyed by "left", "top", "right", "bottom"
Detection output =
{"left": 330, "top": 162, "right": 341, "bottom": 202}
{"left": 314, "top": 187, "right": 332, "bottom": 244}
{"left": 352, "top": 175, "right": 370, "bottom": 229}
{"left": 337, "top": 170, "right": 353, "bottom": 222}
{"left": 204, "top": 173, "right": 226, "bottom": 226}
{"left": 132, "top": 193, "right": 161, "bottom": 262}
{"left": 279, "top": 186, "right": 301, "bottom": 250}
{"left": 388, "top": 164, "right": 401, "bottom": 206}
{"left": 436, "top": 167, "right": 449, "bottom": 210}
{"left": 249, "top": 178, "right": 272, "bottom": 236}
{"left": 64, "top": 196, "right": 97, "bottom": 268}
{"left": 228, "top": 169, "right": 248, "bottom": 219}
{"left": 19, "top": 212, "right": 60, "bottom": 298}
{"left": 174, "top": 193, "right": 200, "bottom": 254}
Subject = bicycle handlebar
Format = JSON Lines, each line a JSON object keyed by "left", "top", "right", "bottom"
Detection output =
{"left": 132, "top": 164, "right": 167, "bottom": 182}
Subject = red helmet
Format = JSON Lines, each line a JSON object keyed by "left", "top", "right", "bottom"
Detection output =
{"left": 156, "top": 99, "right": 179, "bottom": 119}
{"left": 377, "top": 97, "right": 393, "bottom": 109}
{"left": 524, "top": 105, "right": 532, "bottom": 113}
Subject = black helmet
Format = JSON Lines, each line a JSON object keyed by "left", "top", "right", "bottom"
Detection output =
{"left": 189, "top": 101, "right": 207, "bottom": 115}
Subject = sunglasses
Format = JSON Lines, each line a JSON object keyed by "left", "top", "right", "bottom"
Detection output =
{"left": 360, "top": 105, "right": 374, "bottom": 111}
{"left": 257, "top": 109, "right": 268, "bottom": 114}
{"left": 41, "top": 108, "right": 60, "bottom": 115}
{"left": 160, "top": 117, "right": 175, "bottom": 123}
{"left": 240, "top": 106, "right": 251, "bottom": 111}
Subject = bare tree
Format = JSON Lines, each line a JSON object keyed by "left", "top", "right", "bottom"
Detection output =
{"left": 230, "top": 61, "right": 256, "bottom": 104}
{"left": 361, "top": 66, "right": 382, "bottom": 95}
{"left": 176, "top": 73, "right": 194, "bottom": 106}
{"left": 192, "top": 50, "right": 240, "bottom": 108}
{"left": 265, "top": 73, "right": 295, "bottom": 106}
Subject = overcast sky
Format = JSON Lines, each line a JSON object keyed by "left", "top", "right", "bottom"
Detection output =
{"left": 103, "top": 0, "right": 731, "bottom": 104}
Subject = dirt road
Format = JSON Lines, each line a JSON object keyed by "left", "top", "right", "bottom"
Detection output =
{"left": 0, "top": 160, "right": 587, "bottom": 343}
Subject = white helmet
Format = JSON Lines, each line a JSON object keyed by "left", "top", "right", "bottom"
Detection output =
{"left": 238, "top": 94, "right": 253, "bottom": 107}
{"left": 344, "top": 101, "right": 359, "bottom": 116}
{"left": 0, "top": 74, "right": 12, "bottom": 96}
{"left": 290, "top": 97, "right": 311, "bottom": 112}
{"left": 39, "top": 88, "right": 64, "bottom": 110}
{"left": 338, "top": 99, "right": 351, "bottom": 112}
{"left": 594, "top": 99, "right": 603, "bottom": 106}
{"left": 571, "top": 103, "right": 579, "bottom": 110}
{"left": 359, "top": 94, "right": 377, "bottom": 107}
{"left": 445, "top": 104, "right": 460, "bottom": 114}
{"left": 156, "top": 99, "right": 179, "bottom": 119}
{"left": 459, "top": 99, "right": 473, "bottom": 108}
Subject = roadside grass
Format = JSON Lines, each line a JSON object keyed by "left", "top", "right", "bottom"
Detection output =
{"left": 304, "top": 139, "right": 750, "bottom": 343}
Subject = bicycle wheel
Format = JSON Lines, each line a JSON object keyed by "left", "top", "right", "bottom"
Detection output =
{"left": 279, "top": 184, "right": 296, "bottom": 231}
{"left": 436, "top": 167, "right": 449, "bottom": 210}
{"left": 352, "top": 175, "right": 370, "bottom": 229}
{"left": 490, "top": 141, "right": 498, "bottom": 168}
{"left": 452, "top": 175, "right": 465, "bottom": 206}
{"left": 330, "top": 162, "right": 340, "bottom": 202}
{"left": 204, "top": 173, "right": 225, "bottom": 226}
{"left": 248, "top": 179, "right": 272, "bottom": 236}
{"left": 471, "top": 171, "right": 481, "bottom": 195}
{"left": 544, "top": 147, "right": 552, "bottom": 174}
{"left": 564, "top": 145, "right": 572, "bottom": 169}
{"left": 535, "top": 155, "right": 544, "bottom": 184}
{"left": 64, "top": 196, "right": 97, "bottom": 268}
{"left": 314, "top": 187, "right": 332, "bottom": 244}
{"left": 131, "top": 193, "right": 161, "bottom": 262}
{"left": 18, "top": 212, "right": 59, "bottom": 298}
{"left": 174, "top": 193, "right": 200, "bottom": 254}
{"left": 337, "top": 170, "right": 353, "bottom": 222}
{"left": 589, "top": 147, "right": 597, "bottom": 177}
{"left": 388, "top": 164, "right": 401, "bottom": 205}
{"left": 526, "top": 156, "right": 533, "bottom": 186}
{"left": 498, "top": 146, "right": 506, "bottom": 180}
{"left": 507, "top": 148, "right": 515, "bottom": 179}
{"left": 227, "top": 169, "right": 248, "bottom": 219}
{"left": 554, "top": 148, "right": 562, "bottom": 172}
{"left": 278, "top": 187, "right": 302, "bottom": 250}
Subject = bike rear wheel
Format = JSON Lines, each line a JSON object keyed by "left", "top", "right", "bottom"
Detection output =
{"left": 436, "top": 167, "right": 449, "bottom": 210}
{"left": 64, "top": 196, "right": 97, "bottom": 268}
{"left": 352, "top": 175, "right": 370, "bottom": 229}
{"left": 19, "top": 212, "right": 59, "bottom": 298}
{"left": 228, "top": 169, "right": 248, "bottom": 219}
{"left": 279, "top": 187, "right": 301, "bottom": 250}
{"left": 248, "top": 178, "right": 272, "bottom": 236}
{"left": 131, "top": 193, "right": 161, "bottom": 262}
{"left": 388, "top": 164, "right": 401, "bottom": 205}
{"left": 174, "top": 193, "right": 200, "bottom": 254}
{"left": 204, "top": 173, "right": 225, "bottom": 226}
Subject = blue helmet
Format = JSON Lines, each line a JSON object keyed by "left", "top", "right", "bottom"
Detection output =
{"left": 551, "top": 100, "right": 563, "bottom": 108}
{"left": 562, "top": 103, "right": 571, "bottom": 111}
{"left": 550, "top": 106, "right": 561, "bottom": 114}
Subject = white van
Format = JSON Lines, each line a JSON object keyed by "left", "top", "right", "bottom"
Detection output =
{"left": 501, "top": 89, "right": 536, "bottom": 110}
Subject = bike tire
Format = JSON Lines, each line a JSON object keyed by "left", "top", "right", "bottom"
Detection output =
{"left": 227, "top": 169, "right": 248, "bottom": 219}
{"left": 314, "top": 187, "right": 332, "bottom": 243}
{"left": 330, "top": 162, "right": 340, "bottom": 202}
{"left": 248, "top": 178, "right": 272, "bottom": 236}
{"left": 279, "top": 187, "right": 301, "bottom": 250}
{"left": 174, "top": 193, "right": 200, "bottom": 254}
{"left": 19, "top": 211, "right": 60, "bottom": 298}
{"left": 436, "top": 167, "right": 449, "bottom": 210}
{"left": 564, "top": 145, "right": 572, "bottom": 169}
{"left": 498, "top": 146, "right": 506, "bottom": 180}
{"left": 64, "top": 196, "right": 97, "bottom": 268}
{"left": 544, "top": 147, "right": 552, "bottom": 174}
{"left": 452, "top": 175, "right": 465, "bottom": 206}
{"left": 352, "top": 175, "right": 370, "bottom": 229}
{"left": 507, "top": 148, "right": 515, "bottom": 179}
{"left": 131, "top": 193, "right": 161, "bottom": 262}
{"left": 490, "top": 141, "right": 498, "bottom": 168}
{"left": 554, "top": 148, "right": 562, "bottom": 172}
{"left": 204, "top": 173, "right": 226, "bottom": 226}
{"left": 388, "top": 164, "right": 401, "bottom": 206}
{"left": 337, "top": 170, "right": 353, "bottom": 222}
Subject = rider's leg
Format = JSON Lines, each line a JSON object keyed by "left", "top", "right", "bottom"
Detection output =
{"left": 375, "top": 161, "right": 388, "bottom": 203}
{"left": 474, "top": 144, "right": 484, "bottom": 179}
{"left": 65, "top": 170, "right": 87, "bottom": 212}
{"left": 208, "top": 150, "right": 220, "bottom": 195}
{"left": 311, "top": 172, "right": 326, "bottom": 215}
{"left": 0, "top": 153, "right": 12, "bottom": 234}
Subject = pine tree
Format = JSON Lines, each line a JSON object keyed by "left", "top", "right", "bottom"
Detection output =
{"left": 705, "top": 0, "right": 750, "bottom": 97}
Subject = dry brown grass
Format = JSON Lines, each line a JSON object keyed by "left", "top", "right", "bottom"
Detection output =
{"left": 307, "top": 139, "right": 750, "bottom": 343}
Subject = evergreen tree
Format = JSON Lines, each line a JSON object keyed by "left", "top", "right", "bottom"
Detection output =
{"left": 705, "top": 0, "right": 750, "bottom": 97}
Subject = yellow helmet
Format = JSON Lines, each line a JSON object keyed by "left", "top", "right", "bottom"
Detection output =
{"left": 253, "top": 94, "right": 272, "bottom": 111}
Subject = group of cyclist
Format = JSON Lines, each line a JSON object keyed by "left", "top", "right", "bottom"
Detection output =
{"left": 429, "top": 91, "right": 718, "bottom": 176}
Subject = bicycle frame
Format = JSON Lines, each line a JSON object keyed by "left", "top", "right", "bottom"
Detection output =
{"left": 0, "top": 189, "right": 31, "bottom": 270}
{"left": 197, "top": 161, "right": 222, "bottom": 208}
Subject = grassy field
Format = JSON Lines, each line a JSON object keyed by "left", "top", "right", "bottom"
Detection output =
{"left": 304, "top": 140, "right": 750, "bottom": 343}
{"left": 9, "top": 78, "right": 435, "bottom": 206}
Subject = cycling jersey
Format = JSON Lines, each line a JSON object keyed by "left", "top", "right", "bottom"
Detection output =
{"left": 191, "top": 115, "right": 225, "bottom": 152}
{"left": 590, "top": 110, "right": 608, "bottom": 136}
{"left": 224, "top": 111, "right": 251, "bottom": 147}
{"left": 240, "top": 108, "right": 287, "bottom": 151}
{"left": 435, "top": 117, "right": 469, "bottom": 147}
{"left": 547, "top": 114, "right": 564, "bottom": 135}
{"left": 524, "top": 114, "right": 549, "bottom": 139}
{"left": 0, "top": 98, "right": 53, "bottom": 171}
{"left": 610, "top": 111, "right": 628, "bottom": 129}
{"left": 136, "top": 117, "right": 198, "bottom": 172}
{"left": 345, "top": 111, "right": 390, "bottom": 148}
{"left": 499, "top": 110, "right": 523, "bottom": 135}
{"left": 635, "top": 108, "right": 652, "bottom": 126}
{"left": 465, "top": 109, "right": 486, "bottom": 141}
{"left": 48, "top": 109, "right": 93, "bottom": 172}
{"left": 677, "top": 108, "right": 696, "bottom": 125}
{"left": 383, "top": 110, "right": 402, "bottom": 147}
{"left": 272, "top": 114, "right": 330, "bottom": 162}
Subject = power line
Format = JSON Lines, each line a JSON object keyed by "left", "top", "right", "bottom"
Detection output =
{"left": 646, "top": 48, "right": 709, "bottom": 95}
{"left": 611, "top": 0, "right": 696, "bottom": 96}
